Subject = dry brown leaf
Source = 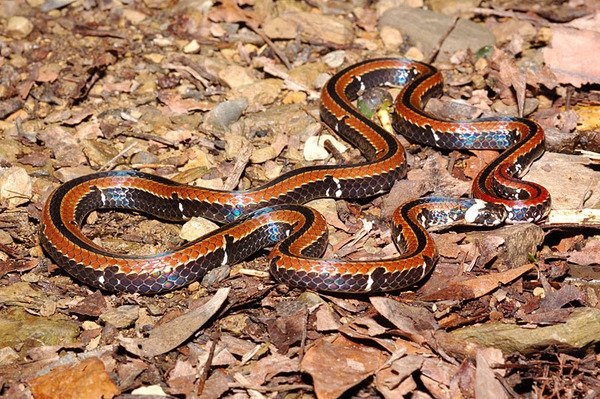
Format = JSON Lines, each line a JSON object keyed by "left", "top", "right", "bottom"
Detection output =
{"left": 421, "top": 263, "right": 535, "bottom": 301}
{"left": 0, "top": 259, "right": 37, "bottom": 278}
{"left": 540, "top": 284, "right": 585, "bottom": 310}
{"left": 463, "top": 150, "right": 499, "bottom": 180}
{"left": 374, "top": 355, "right": 423, "bottom": 398}
{"left": 370, "top": 297, "right": 437, "bottom": 344}
{"left": 167, "top": 359, "right": 196, "bottom": 395}
{"left": 157, "top": 92, "right": 213, "bottom": 114}
{"left": 491, "top": 49, "right": 524, "bottom": 111}
{"left": 200, "top": 370, "right": 231, "bottom": 399}
{"left": 315, "top": 304, "right": 342, "bottom": 332}
{"left": 36, "top": 63, "right": 61, "bottom": 83}
{"left": 543, "top": 26, "right": 600, "bottom": 87}
{"left": 29, "top": 357, "right": 120, "bottom": 399}
{"left": 555, "top": 235, "right": 584, "bottom": 253}
{"left": 244, "top": 353, "right": 299, "bottom": 386}
{"left": 301, "top": 335, "right": 387, "bottom": 399}
{"left": 566, "top": 239, "right": 600, "bottom": 266}
{"left": 421, "top": 357, "right": 458, "bottom": 387}
{"left": 475, "top": 349, "right": 509, "bottom": 399}
{"left": 434, "top": 232, "right": 468, "bottom": 259}
{"left": 265, "top": 301, "right": 307, "bottom": 353}
{"left": 120, "top": 288, "right": 229, "bottom": 357}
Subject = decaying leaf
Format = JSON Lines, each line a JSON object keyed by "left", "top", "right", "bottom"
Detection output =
{"left": 120, "top": 288, "right": 229, "bottom": 357}
{"left": 29, "top": 357, "right": 120, "bottom": 399}
{"left": 301, "top": 335, "right": 387, "bottom": 399}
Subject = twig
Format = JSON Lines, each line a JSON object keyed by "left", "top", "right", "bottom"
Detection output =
{"left": 223, "top": 144, "right": 252, "bottom": 191}
{"left": 323, "top": 138, "right": 347, "bottom": 165}
{"left": 248, "top": 25, "right": 292, "bottom": 69}
{"left": 298, "top": 307, "right": 309, "bottom": 363}
{"left": 227, "top": 383, "right": 313, "bottom": 393}
{"left": 577, "top": 178, "right": 595, "bottom": 209}
{"left": 163, "top": 62, "right": 210, "bottom": 88}
{"left": 98, "top": 142, "right": 138, "bottom": 171}
{"left": 427, "top": 16, "right": 459, "bottom": 64}
{"left": 116, "top": 130, "right": 177, "bottom": 147}
{"left": 72, "top": 25, "right": 128, "bottom": 39}
{"left": 197, "top": 329, "right": 221, "bottom": 397}
{"left": 471, "top": 7, "right": 550, "bottom": 25}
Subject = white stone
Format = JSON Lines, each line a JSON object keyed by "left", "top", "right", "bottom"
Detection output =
{"left": 303, "top": 134, "right": 348, "bottom": 161}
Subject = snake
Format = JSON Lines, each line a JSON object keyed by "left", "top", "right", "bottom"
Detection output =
{"left": 39, "top": 58, "right": 551, "bottom": 294}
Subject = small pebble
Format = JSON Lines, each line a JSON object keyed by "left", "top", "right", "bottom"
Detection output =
{"left": 282, "top": 91, "right": 307, "bottom": 104}
{"left": 131, "top": 385, "right": 167, "bottom": 396}
{"left": 122, "top": 9, "right": 147, "bottom": 24}
{"left": 380, "top": 26, "right": 403, "bottom": 50}
{"left": 7, "top": 16, "right": 34, "bottom": 39}
{"left": 250, "top": 147, "right": 277, "bottom": 164}
{"left": 322, "top": 50, "right": 346, "bottom": 68}
{"left": 405, "top": 46, "right": 424, "bottom": 61}
{"left": 210, "top": 23, "right": 226, "bottom": 37}
{"left": 218, "top": 65, "right": 255, "bottom": 89}
{"left": 0, "top": 167, "right": 32, "bottom": 208}
{"left": 54, "top": 166, "right": 96, "bottom": 182}
{"left": 204, "top": 98, "right": 248, "bottom": 131}
{"left": 40, "top": 0, "right": 76, "bottom": 12}
{"left": 314, "top": 73, "right": 331, "bottom": 90}
{"left": 100, "top": 305, "right": 140, "bottom": 329}
{"left": 0, "top": 347, "right": 19, "bottom": 366}
{"left": 144, "top": 53, "right": 164, "bottom": 64}
{"left": 130, "top": 150, "right": 159, "bottom": 165}
{"left": 180, "top": 217, "right": 219, "bottom": 241}
{"left": 183, "top": 39, "right": 200, "bottom": 54}
{"left": 303, "top": 134, "right": 348, "bottom": 161}
{"left": 0, "top": 230, "right": 13, "bottom": 245}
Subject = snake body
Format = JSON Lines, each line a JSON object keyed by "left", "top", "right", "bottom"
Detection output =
{"left": 40, "top": 58, "right": 550, "bottom": 293}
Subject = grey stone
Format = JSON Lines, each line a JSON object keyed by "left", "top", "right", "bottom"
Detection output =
{"left": 379, "top": 6, "right": 495, "bottom": 61}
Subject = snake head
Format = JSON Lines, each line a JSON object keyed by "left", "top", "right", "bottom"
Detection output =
{"left": 464, "top": 199, "right": 508, "bottom": 226}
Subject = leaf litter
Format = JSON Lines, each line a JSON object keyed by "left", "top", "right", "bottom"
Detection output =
{"left": 0, "top": 0, "right": 599, "bottom": 398}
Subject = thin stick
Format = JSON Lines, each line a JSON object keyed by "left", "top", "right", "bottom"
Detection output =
{"left": 427, "top": 16, "right": 459, "bottom": 64}
{"left": 117, "top": 130, "right": 177, "bottom": 147}
{"left": 227, "top": 383, "right": 313, "bottom": 393}
{"left": 223, "top": 144, "right": 252, "bottom": 191}
{"left": 98, "top": 142, "right": 138, "bottom": 171}
{"left": 249, "top": 25, "right": 292, "bottom": 70}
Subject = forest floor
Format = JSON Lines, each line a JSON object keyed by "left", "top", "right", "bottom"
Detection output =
{"left": 0, "top": 0, "right": 599, "bottom": 398}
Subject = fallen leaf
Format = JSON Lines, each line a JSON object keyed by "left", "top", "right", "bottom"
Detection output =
{"left": 542, "top": 26, "right": 600, "bottom": 87}
{"left": 244, "top": 352, "right": 299, "bottom": 386}
{"left": 157, "top": 92, "right": 213, "bottom": 114}
{"left": 200, "top": 370, "right": 231, "bottom": 399}
{"left": 120, "top": 288, "right": 229, "bottom": 357}
{"left": 566, "top": 239, "right": 600, "bottom": 266}
{"left": 375, "top": 354, "right": 423, "bottom": 398}
{"left": 475, "top": 349, "right": 509, "bottom": 399}
{"left": 315, "top": 304, "right": 342, "bottom": 332}
{"left": 69, "top": 291, "right": 108, "bottom": 317}
{"left": 421, "top": 263, "right": 535, "bottom": 301}
{"left": 370, "top": 297, "right": 437, "bottom": 344}
{"left": 540, "top": 284, "right": 585, "bottom": 310}
{"left": 167, "top": 359, "right": 196, "bottom": 395}
{"left": 301, "top": 335, "right": 387, "bottom": 399}
{"left": 0, "top": 259, "right": 37, "bottom": 278}
{"left": 29, "top": 357, "right": 120, "bottom": 399}
{"left": 464, "top": 150, "right": 499, "bottom": 180}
